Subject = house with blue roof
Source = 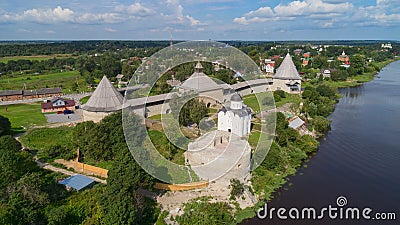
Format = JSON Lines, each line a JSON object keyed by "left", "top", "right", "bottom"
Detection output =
{"left": 58, "top": 174, "right": 95, "bottom": 191}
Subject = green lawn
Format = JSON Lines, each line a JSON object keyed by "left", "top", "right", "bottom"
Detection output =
{"left": 243, "top": 92, "right": 275, "bottom": 113}
{"left": 0, "top": 103, "right": 46, "bottom": 132}
{"left": 148, "top": 129, "right": 185, "bottom": 165}
{"left": 80, "top": 96, "right": 91, "bottom": 104}
{"left": 248, "top": 131, "right": 261, "bottom": 148}
{"left": 20, "top": 126, "right": 74, "bottom": 151}
{"left": 243, "top": 92, "right": 300, "bottom": 112}
{"left": 0, "top": 70, "right": 89, "bottom": 94}
{"left": 275, "top": 93, "right": 301, "bottom": 107}
{"left": 19, "top": 126, "right": 75, "bottom": 162}
{"left": 0, "top": 54, "right": 74, "bottom": 63}
{"left": 148, "top": 114, "right": 173, "bottom": 121}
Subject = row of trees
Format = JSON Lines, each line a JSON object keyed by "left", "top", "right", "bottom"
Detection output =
{"left": 301, "top": 84, "right": 337, "bottom": 134}
{"left": 1, "top": 111, "right": 160, "bottom": 224}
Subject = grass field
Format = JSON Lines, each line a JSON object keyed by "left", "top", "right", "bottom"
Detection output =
{"left": 80, "top": 96, "right": 91, "bottom": 104}
{"left": 243, "top": 92, "right": 301, "bottom": 112}
{"left": 0, "top": 70, "right": 89, "bottom": 93}
{"left": 20, "top": 126, "right": 74, "bottom": 151}
{"left": 243, "top": 92, "right": 274, "bottom": 113}
{"left": 275, "top": 93, "right": 301, "bottom": 107}
{"left": 0, "top": 103, "right": 46, "bottom": 132}
{"left": 0, "top": 54, "right": 75, "bottom": 63}
{"left": 19, "top": 126, "right": 75, "bottom": 162}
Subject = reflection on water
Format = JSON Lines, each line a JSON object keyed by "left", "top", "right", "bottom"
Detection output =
{"left": 242, "top": 61, "right": 400, "bottom": 225}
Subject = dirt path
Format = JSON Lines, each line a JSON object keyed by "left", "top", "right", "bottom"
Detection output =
{"left": 35, "top": 159, "right": 107, "bottom": 184}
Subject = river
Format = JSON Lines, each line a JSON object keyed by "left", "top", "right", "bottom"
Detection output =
{"left": 243, "top": 60, "right": 400, "bottom": 224}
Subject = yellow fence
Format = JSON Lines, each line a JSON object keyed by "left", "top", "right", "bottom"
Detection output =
{"left": 55, "top": 159, "right": 109, "bottom": 178}
{"left": 74, "top": 162, "right": 109, "bottom": 178}
{"left": 154, "top": 181, "right": 209, "bottom": 191}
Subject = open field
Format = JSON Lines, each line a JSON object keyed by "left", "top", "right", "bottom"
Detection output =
{"left": 20, "top": 126, "right": 74, "bottom": 151}
{"left": 275, "top": 93, "right": 301, "bottom": 107}
{"left": 19, "top": 126, "right": 75, "bottom": 162}
{"left": 243, "top": 92, "right": 274, "bottom": 113}
{"left": 0, "top": 54, "right": 75, "bottom": 63}
{"left": 0, "top": 70, "right": 88, "bottom": 93}
{"left": 243, "top": 92, "right": 300, "bottom": 112}
{"left": 0, "top": 103, "right": 46, "bottom": 132}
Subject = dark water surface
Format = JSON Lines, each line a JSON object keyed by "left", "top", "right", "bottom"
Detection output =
{"left": 243, "top": 61, "right": 400, "bottom": 225}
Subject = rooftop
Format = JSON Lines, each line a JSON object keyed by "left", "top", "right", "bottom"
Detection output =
{"left": 180, "top": 62, "right": 221, "bottom": 92}
{"left": 273, "top": 53, "right": 301, "bottom": 80}
{"left": 82, "top": 76, "right": 124, "bottom": 112}
{"left": 58, "top": 174, "right": 95, "bottom": 191}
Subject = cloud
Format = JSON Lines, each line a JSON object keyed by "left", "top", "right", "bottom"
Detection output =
{"left": 17, "top": 6, "right": 74, "bottom": 23}
{"left": 233, "top": 0, "right": 400, "bottom": 29}
{"left": 0, "top": 6, "right": 123, "bottom": 24}
{"left": 74, "top": 12, "right": 122, "bottom": 24}
{"left": 244, "top": 6, "right": 274, "bottom": 18}
{"left": 115, "top": 2, "right": 154, "bottom": 17}
{"left": 105, "top": 27, "right": 117, "bottom": 32}
{"left": 160, "top": 0, "right": 205, "bottom": 26}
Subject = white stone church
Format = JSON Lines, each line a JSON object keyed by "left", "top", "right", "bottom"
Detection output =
{"left": 217, "top": 93, "right": 252, "bottom": 137}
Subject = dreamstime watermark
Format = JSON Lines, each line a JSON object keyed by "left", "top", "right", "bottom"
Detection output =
{"left": 257, "top": 196, "right": 397, "bottom": 221}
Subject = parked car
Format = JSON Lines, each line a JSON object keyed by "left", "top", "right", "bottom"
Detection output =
{"left": 63, "top": 110, "right": 74, "bottom": 114}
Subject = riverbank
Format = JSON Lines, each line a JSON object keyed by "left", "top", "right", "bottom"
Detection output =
{"left": 326, "top": 58, "right": 399, "bottom": 88}
{"left": 241, "top": 59, "right": 400, "bottom": 225}
{"left": 236, "top": 59, "right": 399, "bottom": 224}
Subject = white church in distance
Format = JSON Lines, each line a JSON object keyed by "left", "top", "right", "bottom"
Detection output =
{"left": 217, "top": 93, "right": 252, "bottom": 137}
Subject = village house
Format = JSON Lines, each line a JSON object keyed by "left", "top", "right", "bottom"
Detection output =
{"left": 0, "top": 90, "right": 23, "bottom": 101}
{"left": 322, "top": 69, "right": 331, "bottom": 78}
{"left": 0, "top": 87, "right": 62, "bottom": 102}
{"left": 263, "top": 59, "right": 275, "bottom": 74}
{"left": 338, "top": 51, "right": 351, "bottom": 68}
{"left": 293, "top": 49, "right": 304, "bottom": 55}
{"left": 41, "top": 97, "right": 75, "bottom": 113}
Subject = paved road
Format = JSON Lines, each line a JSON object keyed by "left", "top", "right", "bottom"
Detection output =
{"left": 35, "top": 159, "right": 107, "bottom": 184}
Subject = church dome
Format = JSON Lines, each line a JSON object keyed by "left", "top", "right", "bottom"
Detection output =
{"left": 231, "top": 93, "right": 242, "bottom": 102}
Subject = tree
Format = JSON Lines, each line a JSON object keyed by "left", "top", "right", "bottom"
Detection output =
{"left": 331, "top": 69, "right": 348, "bottom": 81}
{"left": 229, "top": 178, "right": 244, "bottom": 200}
{"left": 176, "top": 197, "right": 234, "bottom": 225}
{"left": 170, "top": 93, "right": 209, "bottom": 127}
{"left": 312, "top": 55, "right": 328, "bottom": 69}
{"left": 312, "top": 116, "right": 331, "bottom": 134}
{"left": 0, "top": 115, "right": 11, "bottom": 136}
{"left": 102, "top": 145, "right": 155, "bottom": 225}
{"left": 316, "top": 84, "right": 336, "bottom": 99}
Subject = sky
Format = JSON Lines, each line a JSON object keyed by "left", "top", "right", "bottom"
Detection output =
{"left": 0, "top": 0, "right": 399, "bottom": 40}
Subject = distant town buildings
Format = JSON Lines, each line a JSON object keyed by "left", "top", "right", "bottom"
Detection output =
{"left": 338, "top": 51, "right": 351, "bottom": 68}
{"left": 381, "top": 43, "right": 392, "bottom": 49}
{"left": 262, "top": 59, "right": 275, "bottom": 74}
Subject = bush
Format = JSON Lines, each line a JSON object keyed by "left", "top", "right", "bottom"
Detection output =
{"left": 230, "top": 178, "right": 244, "bottom": 200}
{"left": 274, "top": 94, "right": 281, "bottom": 102}
{"left": 0, "top": 115, "right": 11, "bottom": 136}
{"left": 312, "top": 116, "right": 331, "bottom": 134}
{"left": 274, "top": 90, "right": 286, "bottom": 98}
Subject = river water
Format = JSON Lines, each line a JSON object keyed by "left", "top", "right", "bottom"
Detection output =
{"left": 243, "top": 61, "right": 400, "bottom": 225}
